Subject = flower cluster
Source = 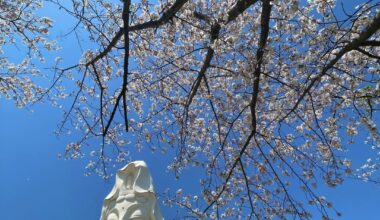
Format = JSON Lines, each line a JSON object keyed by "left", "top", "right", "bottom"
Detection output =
{"left": 0, "top": 0, "right": 57, "bottom": 107}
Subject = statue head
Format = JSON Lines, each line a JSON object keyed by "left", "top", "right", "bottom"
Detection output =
{"left": 100, "top": 161, "right": 164, "bottom": 220}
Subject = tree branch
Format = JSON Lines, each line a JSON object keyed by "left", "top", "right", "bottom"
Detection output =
{"left": 122, "top": 0, "right": 131, "bottom": 132}
{"left": 85, "top": 0, "right": 189, "bottom": 67}
{"left": 282, "top": 12, "right": 380, "bottom": 121}
{"left": 360, "top": 40, "right": 380, "bottom": 46}
{"left": 203, "top": 0, "right": 272, "bottom": 214}
{"left": 356, "top": 47, "right": 380, "bottom": 59}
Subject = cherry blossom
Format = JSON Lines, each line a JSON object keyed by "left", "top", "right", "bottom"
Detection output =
{"left": 27, "top": 0, "right": 380, "bottom": 218}
{"left": 0, "top": 0, "right": 56, "bottom": 107}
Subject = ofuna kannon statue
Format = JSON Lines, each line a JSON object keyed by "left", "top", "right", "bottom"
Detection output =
{"left": 100, "top": 161, "right": 164, "bottom": 220}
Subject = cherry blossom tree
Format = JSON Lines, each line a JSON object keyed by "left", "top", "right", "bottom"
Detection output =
{"left": 41, "top": 0, "right": 380, "bottom": 218}
{"left": 0, "top": 0, "right": 56, "bottom": 107}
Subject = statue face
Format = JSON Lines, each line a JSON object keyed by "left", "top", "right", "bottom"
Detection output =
{"left": 101, "top": 161, "right": 163, "bottom": 220}
{"left": 107, "top": 190, "right": 156, "bottom": 220}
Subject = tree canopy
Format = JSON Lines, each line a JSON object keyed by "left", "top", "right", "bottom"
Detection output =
{"left": 1, "top": 0, "right": 380, "bottom": 219}
{"left": 0, "top": 0, "right": 56, "bottom": 107}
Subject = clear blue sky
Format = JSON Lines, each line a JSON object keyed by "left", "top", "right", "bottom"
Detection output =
{"left": 1, "top": 1, "right": 380, "bottom": 219}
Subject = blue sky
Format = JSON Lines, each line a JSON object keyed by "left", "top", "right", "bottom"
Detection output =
{"left": 1, "top": 1, "right": 380, "bottom": 219}
{"left": 0, "top": 99, "right": 188, "bottom": 219}
{"left": 1, "top": 99, "right": 380, "bottom": 219}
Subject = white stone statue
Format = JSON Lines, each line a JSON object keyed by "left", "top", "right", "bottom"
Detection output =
{"left": 100, "top": 161, "right": 164, "bottom": 220}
